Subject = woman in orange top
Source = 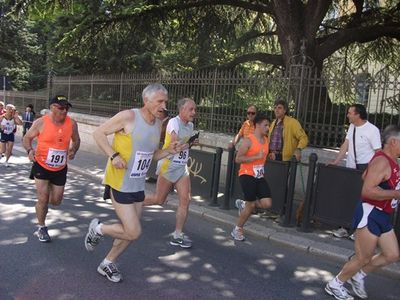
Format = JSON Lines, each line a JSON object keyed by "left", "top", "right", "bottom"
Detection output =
{"left": 231, "top": 112, "right": 272, "bottom": 241}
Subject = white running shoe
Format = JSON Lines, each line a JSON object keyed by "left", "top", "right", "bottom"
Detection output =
{"left": 332, "top": 227, "right": 349, "bottom": 238}
{"left": 348, "top": 274, "right": 367, "bottom": 299}
{"left": 325, "top": 280, "right": 354, "bottom": 300}
{"left": 97, "top": 261, "right": 122, "bottom": 283}
{"left": 231, "top": 227, "right": 245, "bottom": 241}
{"left": 84, "top": 218, "right": 103, "bottom": 251}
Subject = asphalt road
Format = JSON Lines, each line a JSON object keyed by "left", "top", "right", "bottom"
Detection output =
{"left": 1, "top": 154, "right": 399, "bottom": 300}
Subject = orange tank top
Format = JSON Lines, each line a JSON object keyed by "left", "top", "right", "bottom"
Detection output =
{"left": 35, "top": 114, "right": 73, "bottom": 171}
{"left": 238, "top": 134, "right": 269, "bottom": 178}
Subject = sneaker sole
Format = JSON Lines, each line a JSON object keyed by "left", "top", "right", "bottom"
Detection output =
{"left": 97, "top": 266, "right": 122, "bottom": 283}
{"left": 85, "top": 219, "right": 99, "bottom": 251}
{"left": 169, "top": 241, "right": 192, "bottom": 248}
{"left": 38, "top": 238, "right": 51, "bottom": 243}
{"left": 324, "top": 284, "right": 353, "bottom": 300}
{"left": 84, "top": 231, "right": 94, "bottom": 251}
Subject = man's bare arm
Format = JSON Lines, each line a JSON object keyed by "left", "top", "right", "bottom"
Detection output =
{"left": 68, "top": 120, "right": 81, "bottom": 160}
{"left": 362, "top": 156, "right": 400, "bottom": 200}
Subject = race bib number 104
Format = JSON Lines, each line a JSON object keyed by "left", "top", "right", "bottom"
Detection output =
{"left": 130, "top": 151, "right": 154, "bottom": 178}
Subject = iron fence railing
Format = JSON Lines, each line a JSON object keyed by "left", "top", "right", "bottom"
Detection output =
{"left": 1, "top": 68, "right": 399, "bottom": 148}
{"left": 0, "top": 90, "right": 48, "bottom": 115}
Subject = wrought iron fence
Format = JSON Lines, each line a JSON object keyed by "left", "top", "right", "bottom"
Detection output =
{"left": 1, "top": 67, "right": 399, "bottom": 148}
{"left": 0, "top": 90, "right": 48, "bottom": 115}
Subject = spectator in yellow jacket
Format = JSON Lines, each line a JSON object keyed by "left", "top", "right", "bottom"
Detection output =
{"left": 268, "top": 100, "right": 308, "bottom": 161}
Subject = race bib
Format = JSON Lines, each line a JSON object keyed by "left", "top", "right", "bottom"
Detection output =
{"left": 253, "top": 164, "right": 264, "bottom": 179}
{"left": 172, "top": 149, "right": 189, "bottom": 165}
{"left": 3, "top": 124, "right": 14, "bottom": 134}
{"left": 46, "top": 148, "right": 67, "bottom": 168}
{"left": 391, "top": 199, "right": 398, "bottom": 209}
{"left": 130, "top": 151, "right": 153, "bottom": 178}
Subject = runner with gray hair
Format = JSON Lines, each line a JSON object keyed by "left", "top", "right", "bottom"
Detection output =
{"left": 325, "top": 124, "right": 400, "bottom": 300}
{"left": 143, "top": 97, "right": 198, "bottom": 248}
{"left": 84, "top": 83, "right": 183, "bottom": 283}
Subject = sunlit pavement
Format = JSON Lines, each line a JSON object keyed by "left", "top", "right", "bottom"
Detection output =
{"left": 1, "top": 148, "right": 400, "bottom": 300}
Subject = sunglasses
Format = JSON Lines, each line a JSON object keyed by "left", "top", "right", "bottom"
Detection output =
{"left": 247, "top": 111, "right": 256, "bottom": 115}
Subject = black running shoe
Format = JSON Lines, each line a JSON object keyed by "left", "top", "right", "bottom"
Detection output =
{"left": 170, "top": 233, "right": 192, "bottom": 248}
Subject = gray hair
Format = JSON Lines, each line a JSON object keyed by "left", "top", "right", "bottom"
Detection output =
{"left": 6, "top": 104, "right": 16, "bottom": 110}
{"left": 382, "top": 125, "right": 400, "bottom": 145}
{"left": 142, "top": 83, "right": 168, "bottom": 101}
{"left": 177, "top": 98, "right": 194, "bottom": 111}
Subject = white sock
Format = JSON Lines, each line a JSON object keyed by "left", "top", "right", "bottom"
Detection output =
{"left": 334, "top": 276, "right": 344, "bottom": 286}
{"left": 103, "top": 258, "right": 113, "bottom": 265}
{"left": 235, "top": 226, "right": 242, "bottom": 231}
{"left": 173, "top": 231, "right": 182, "bottom": 238}
{"left": 354, "top": 269, "right": 367, "bottom": 280}
{"left": 95, "top": 223, "right": 103, "bottom": 235}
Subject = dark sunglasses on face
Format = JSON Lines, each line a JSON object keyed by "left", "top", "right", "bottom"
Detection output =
{"left": 247, "top": 111, "right": 256, "bottom": 115}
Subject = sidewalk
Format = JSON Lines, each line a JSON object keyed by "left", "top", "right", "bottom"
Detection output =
{"left": 13, "top": 144, "right": 400, "bottom": 279}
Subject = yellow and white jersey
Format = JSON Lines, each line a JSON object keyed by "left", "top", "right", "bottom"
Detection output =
{"left": 103, "top": 109, "right": 161, "bottom": 192}
{"left": 157, "top": 116, "right": 193, "bottom": 182}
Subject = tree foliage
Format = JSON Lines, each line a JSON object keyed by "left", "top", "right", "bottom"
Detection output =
{"left": 0, "top": 0, "right": 48, "bottom": 90}
{"left": 6, "top": 0, "right": 400, "bottom": 80}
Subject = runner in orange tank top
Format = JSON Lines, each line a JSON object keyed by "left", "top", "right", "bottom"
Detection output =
{"left": 231, "top": 113, "right": 272, "bottom": 241}
{"left": 35, "top": 114, "right": 73, "bottom": 171}
{"left": 23, "top": 95, "right": 80, "bottom": 243}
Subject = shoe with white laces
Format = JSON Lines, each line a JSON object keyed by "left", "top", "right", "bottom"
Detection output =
{"left": 37, "top": 226, "right": 51, "bottom": 242}
{"left": 325, "top": 280, "right": 354, "bottom": 300}
{"left": 170, "top": 233, "right": 192, "bottom": 248}
{"left": 97, "top": 261, "right": 122, "bottom": 283}
{"left": 348, "top": 274, "right": 367, "bottom": 299}
{"left": 235, "top": 199, "right": 245, "bottom": 216}
{"left": 332, "top": 227, "right": 349, "bottom": 238}
{"left": 231, "top": 227, "right": 245, "bottom": 241}
{"left": 85, "top": 218, "right": 103, "bottom": 251}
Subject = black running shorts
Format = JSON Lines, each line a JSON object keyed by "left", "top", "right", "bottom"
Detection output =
{"left": 239, "top": 174, "right": 271, "bottom": 201}
{"left": 103, "top": 185, "right": 145, "bottom": 204}
{"left": 30, "top": 162, "right": 67, "bottom": 186}
{"left": 0, "top": 132, "right": 15, "bottom": 143}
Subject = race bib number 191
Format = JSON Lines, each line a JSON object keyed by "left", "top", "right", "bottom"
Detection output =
{"left": 46, "top": 148, "right": 67, "bottom": 168}
{"left": 130, "top": 151, "right": 153, "bottom": 178}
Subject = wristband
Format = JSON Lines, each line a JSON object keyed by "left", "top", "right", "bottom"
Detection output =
{"left": 110, "top": 152, "right": 120, "bottom": 161}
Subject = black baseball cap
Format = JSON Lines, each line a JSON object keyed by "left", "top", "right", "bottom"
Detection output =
{"left": 49, "top": 95, "right": 72, "bottom": 107}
